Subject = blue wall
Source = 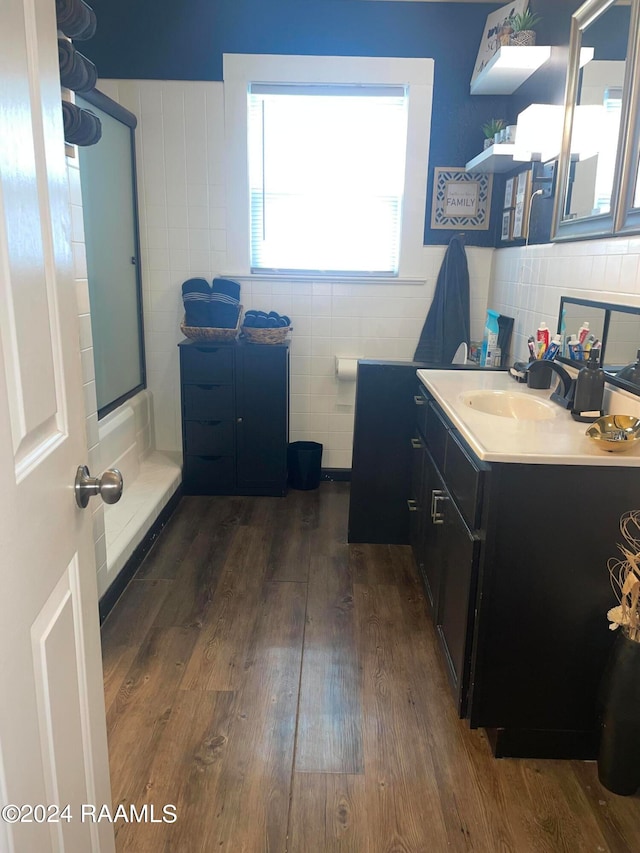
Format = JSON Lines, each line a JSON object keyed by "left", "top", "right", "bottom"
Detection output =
{"left": 87, "top": 0, "right": 510, "bottom": 246}
{"left": 86, "top": 0, "right": 610, "bottom": 247}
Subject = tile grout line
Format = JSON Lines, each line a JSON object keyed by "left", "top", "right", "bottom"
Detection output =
{"left": 283, "top": 549, "right": 312, "bottom": 853}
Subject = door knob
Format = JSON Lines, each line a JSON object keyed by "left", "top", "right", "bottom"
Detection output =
{"left": 75, "top": 465, "right": 123, "bottom": 509}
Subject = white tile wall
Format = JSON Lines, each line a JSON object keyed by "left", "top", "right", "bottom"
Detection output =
{"left": 67, "top": 154, "right": 108, "bottom": 585}
{"left": 101, "top": 79, "right": 494, "bottom": 468}
{"left": 489, "top": 238, "right": 640, "bottom": 364}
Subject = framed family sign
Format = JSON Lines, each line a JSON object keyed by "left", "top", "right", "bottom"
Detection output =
{"left": 431, "top": 167, "right": 493, "bottom": 230}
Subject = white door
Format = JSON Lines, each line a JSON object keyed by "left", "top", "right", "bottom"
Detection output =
{"left": 0, "top": 0, "right": 115, "bottom": 851}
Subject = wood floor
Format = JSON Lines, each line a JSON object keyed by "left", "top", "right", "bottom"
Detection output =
{"left": 101, "top": 483, "right": 640, "bottom": 852}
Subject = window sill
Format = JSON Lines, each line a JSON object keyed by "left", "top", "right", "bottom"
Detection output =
{"left": 225, "top": 272, "right": 427, "bottom": 286}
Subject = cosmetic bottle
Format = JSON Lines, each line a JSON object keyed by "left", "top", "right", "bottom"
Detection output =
{"left": 544, "top": 334, "right": 562, "bottom": 361}
{"left": 571, "top": 348, "right": 604, "bottom": 422}
{"left": 568, "top": 336, "right": 583, "bottom": 360}
{"left": 536, "top": 322, "right": 550, "bottom": 357}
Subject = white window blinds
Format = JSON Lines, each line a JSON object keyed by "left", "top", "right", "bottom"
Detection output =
{"left": 248, "top": 83, "right": 408, "bottom": 275}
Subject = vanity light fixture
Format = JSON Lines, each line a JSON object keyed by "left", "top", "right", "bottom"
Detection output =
{"left": 512, "top": 104, "right": 564, "bottom": 163}
{"left": 513, "top": 103, "right": 606, "bottom": 163}
{"left": 513, "top": 103, "right": 606, "bottom": 198}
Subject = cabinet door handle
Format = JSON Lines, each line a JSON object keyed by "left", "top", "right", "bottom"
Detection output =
{"left": 414, "top": 395, "right": 426, "bottom": 406}
{"left": 431, "top": 490, "right": 448, "bottom": 524}
{"left": 237, "top": 417, "right": 243, "bottom": 424}
{"left": 407, "top": 499, "right": 418, "bottom": 512}
{"left": 411, "top": 437, "right": 423, "bottom": 449}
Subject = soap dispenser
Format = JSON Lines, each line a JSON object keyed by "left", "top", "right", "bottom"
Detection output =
{"left": 617, "top": 349, "right": 640, "bottom": 385}
{"left": 571, "top": 348, "right": 605, "bottom": 422}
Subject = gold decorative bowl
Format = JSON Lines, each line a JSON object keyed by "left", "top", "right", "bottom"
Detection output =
{"left": 586, "top": 415, "right": 640, "bottom": 452}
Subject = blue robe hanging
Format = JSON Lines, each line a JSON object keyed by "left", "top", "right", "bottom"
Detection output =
{"left": 414, "top": 234, "right": 470, "bottom": 365}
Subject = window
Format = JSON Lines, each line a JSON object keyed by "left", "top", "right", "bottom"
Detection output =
{"left": 224, "top": 55, "right": 434, "bottom": 281}
{"left": 248, "top": 84, "right": 408, "bottom": 274}
{"left": 594, "top": 87, "right": 622, "bottom": 214}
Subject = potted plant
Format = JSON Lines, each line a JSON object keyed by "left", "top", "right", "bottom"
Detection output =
{"left": 509, "top": 9, "right": 542, "bottom": 46}
{"left": 482, "top": 118, "right": 505, "bottom": 149}
{"left": 598, "top": 510, "right": 640, "bottom": 796}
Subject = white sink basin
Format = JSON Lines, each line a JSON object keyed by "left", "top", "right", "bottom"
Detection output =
{"left": 460, "top": 390, "right": 557, "bottom": 421}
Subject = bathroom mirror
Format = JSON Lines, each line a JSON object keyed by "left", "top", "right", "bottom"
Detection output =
{"left": 560, "top": 299, "right": 607, "bottom": 352}
{"left": 557, "top": 296, "right": 640, "bottom": 395}
{"left": 552, "top": 0, "right": 636, "bottom": 241}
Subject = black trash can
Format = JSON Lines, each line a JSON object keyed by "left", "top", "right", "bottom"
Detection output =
{"left": 287, "top": 441, "right": 323, "bottom": 490}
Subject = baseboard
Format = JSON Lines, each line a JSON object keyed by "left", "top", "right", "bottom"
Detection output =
{"left": 485, "top": 726, "right": 599, "bottom": 760}
{"left": 321, "top": 468, "right": 351, "bottom": 482}
{"left": 98, "top": 486, "right": 182, "bottom": 624}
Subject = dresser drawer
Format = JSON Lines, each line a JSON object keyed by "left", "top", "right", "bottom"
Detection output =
{"left": 183, "top": 454, "right": 235, "bottom": 494}
{"left": 183, "top": 383, "right": 234, "bottom": 420}
{"left": 425, "top": 401, "right": 448, "bottom": 472}
{"left": 444, "top": 431, "right": 484, "bottom": 530}
{"left": 184, "top": 420, "right": 235, "bottom": 456}
{"left": 180, "top": 345, "right": 233, "bottom": 384}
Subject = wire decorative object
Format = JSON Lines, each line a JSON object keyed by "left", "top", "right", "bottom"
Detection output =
{"left": 608, "top": 510, "right": 640, "bottom": 641}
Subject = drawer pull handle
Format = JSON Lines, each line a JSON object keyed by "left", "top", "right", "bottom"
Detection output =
{"left": 431, "top": 490, "right": 448, "bottom": 524}
{"left": 411, "top": 437, "right": 423, "bottom": 449}
{"left": 201, "top": 420, "right": 221, "bottom": 426}
{"left": 414, "top": 395, "right": 426, "bottom": 406}
{"left": 195, "top": 346, "right": 219, "bottom": 353}
{"left": 195, "top": 384, "right": 222, "bottom": 390}
{"left": 199, "top": 455, "right": 223, "bottom": 461}
{"left": 407, "top": 499, "right": 418, "bottom": 512}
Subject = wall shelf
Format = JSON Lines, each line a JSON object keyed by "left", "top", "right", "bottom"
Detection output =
{"left": 470, "top": 46, "right": 551, "bottom": 95}
{"left": 465, "top": 143, "right": 521, "bottom": 174}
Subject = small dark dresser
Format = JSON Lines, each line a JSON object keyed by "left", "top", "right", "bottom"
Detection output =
{"left": 178, "top": 339, "right": 289, "bottom": 496}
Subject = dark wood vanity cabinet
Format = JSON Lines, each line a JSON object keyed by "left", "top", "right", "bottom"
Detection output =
{"left": 411, "top": 382, "right": 640, "bottom": 759}
{"left": 178, "top": 339, "right": 289, "bottom": 496}
{"left": 410, "top": 389, "right": 485, "bottom": 716}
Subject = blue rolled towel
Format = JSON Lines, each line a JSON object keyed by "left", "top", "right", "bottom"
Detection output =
{"left": 210, "top": 304, "right": 239, "bottom": 329}
{"left": 62, "top": 103, "right": 101, "bottom": 146}
{"left": 211, "top": 277, "right": 241, "bottom": 305}
{"left": 58, "top": 40, "right": 97, "bottom": 93}
{"left": 56, "top": 0, "right": 96, "bottom": 40}
{"left": 182, "top": 278, "right": 211, "bottom": 327}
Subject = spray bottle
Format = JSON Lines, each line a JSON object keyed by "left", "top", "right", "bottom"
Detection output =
{"left": 481, "top": 309, "right": 500, "bottom": 367}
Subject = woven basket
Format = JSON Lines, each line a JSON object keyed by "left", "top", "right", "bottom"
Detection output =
{"left": 240, "top": 324, "right": 291, "bottom": 344}
{"left": 509, "top": 30, "right": 536, "bottom": 46}
{"left": 180, "top": 306, "right": 241, "bottom": 342}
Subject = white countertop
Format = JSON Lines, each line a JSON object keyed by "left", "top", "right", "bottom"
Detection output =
{"left": 417, "top": 369, "right": 640, "bottom": 466}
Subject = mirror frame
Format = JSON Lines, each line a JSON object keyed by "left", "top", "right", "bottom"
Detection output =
{"left": 552, "top": 0, "right": 638, "bottom": 241}
{"left": 557, "top": 295, "right": 640, "bottom": 396}
{"left": 616, "top": 0, "right": 640, "bottom": 233}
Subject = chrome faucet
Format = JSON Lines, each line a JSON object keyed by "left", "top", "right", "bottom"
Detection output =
{"left": 527, "top": 360, "right": 576, "bottom": 409}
